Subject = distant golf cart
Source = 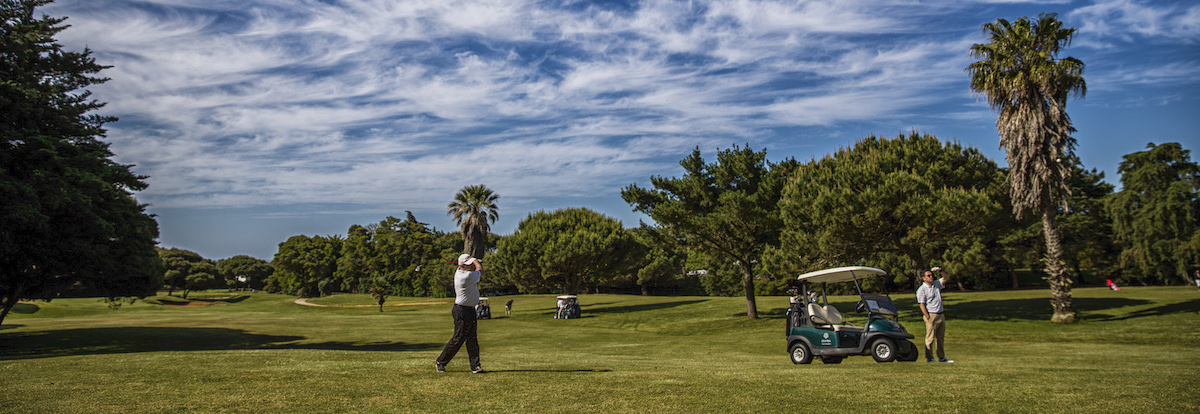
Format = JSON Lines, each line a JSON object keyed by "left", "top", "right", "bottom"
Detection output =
{"left": 555, "top": 295, "right": 581, "bottom": 319}
{"left": 476, "top": 297, "right": 492, "bottom": 319}
{"left": 786, "top": 266, "right": 919, "bottom": 364}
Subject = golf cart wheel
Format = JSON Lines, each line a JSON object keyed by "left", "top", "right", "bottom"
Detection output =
{"left": 789, "top": 342, "right": 812, "bottom": 364}
{"left": 820, "top": 356, "right": 843, "bottom": 364}
{"left": 870, "top": 338, "right": 897, "bottom": 363}
{"left": 897, "top": 340, "right": 919, "bottom": 362}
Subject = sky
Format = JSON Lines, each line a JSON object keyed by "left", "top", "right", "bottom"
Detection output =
{"left": 40, "top": 0, "right": 1200, "bottom": 260}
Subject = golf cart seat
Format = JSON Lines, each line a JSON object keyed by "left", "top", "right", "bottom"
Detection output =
{"left": 808, "top": 303, "right": 863, "bottom": 332}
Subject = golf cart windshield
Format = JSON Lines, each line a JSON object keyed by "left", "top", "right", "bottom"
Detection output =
{"left": 858, "top": 293, "right": 898, "bottom": 316}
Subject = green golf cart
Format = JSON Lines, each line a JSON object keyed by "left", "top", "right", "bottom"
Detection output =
{"left": 555, "top": 295, "right": 581, "bottom": 319}
{"left": 786, "top": 266, "right": 920, "bottom": 364}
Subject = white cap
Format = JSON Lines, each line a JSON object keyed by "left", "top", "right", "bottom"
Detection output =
{"left": 458, "top": 254, "right": 476, "bottom": 266}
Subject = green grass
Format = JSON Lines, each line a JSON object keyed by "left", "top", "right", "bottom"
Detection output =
{"left": 2, "top": 287, "right": 1198, "bottom": 413}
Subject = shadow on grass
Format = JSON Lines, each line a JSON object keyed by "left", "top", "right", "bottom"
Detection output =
{"left": 0, "top": 327, "right": 439, "bottom": 360}
{"left": 1092, "top": 298, "right": 1200, "bottom": 321}
{"left": 11, "top": 302, "right": 40, "bottom": 314}
{"left": 586, "top": 300, "right": 707, "bottom": 315}
{"left": 482, "top": 369, "right": 613, "bottom": 373}
{"left": 760, "top": 296, "right": 1182, "bottom": 322}
{"left": 192, "top": 295, "right": 250, "bottom": 304}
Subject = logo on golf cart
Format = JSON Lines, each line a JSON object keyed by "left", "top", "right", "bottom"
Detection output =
{"left": 821, "top": 332, "right": 832, "bottom": 346}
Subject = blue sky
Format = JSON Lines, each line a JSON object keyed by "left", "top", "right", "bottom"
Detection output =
{"left": 42, "top": 0, "right": 1200, "bottom": 260}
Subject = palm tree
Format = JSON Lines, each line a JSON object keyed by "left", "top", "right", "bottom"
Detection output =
{"left": 968, "top": 13, "right": 1086, "bottom": 323}
{"left": 447, "top": 184, "right": 500, "bottom": 259}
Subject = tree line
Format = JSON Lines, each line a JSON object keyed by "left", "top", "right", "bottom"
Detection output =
{"left": 155, "top": 135, "right": 1198, "bottom": 306}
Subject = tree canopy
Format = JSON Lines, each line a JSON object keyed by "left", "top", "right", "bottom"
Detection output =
{"left": 775, "top": 132, "right": 1006, "bottom": 288}
{"left": 269, "top": 235, "right": 343, "bottom": 298}
{"left": 217, "top": 255, "right": 273, "bottom": 291}
{"left": 1, "top": 0, "right": 161, "bottom": 326}
{"left": 623, "top": 145, "right": 796, "bottom": 319}
{"left": 491, "top": 208, "right": 635, "bottom": 294}
{"left": 1108, "top": 142, "right": 1200, "bottom": 284}
{"left": 448, "top": 184, "right": 499, "bottom": 259}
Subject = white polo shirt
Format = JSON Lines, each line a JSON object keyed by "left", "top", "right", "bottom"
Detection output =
{"left": 453, "top": 268, "right": 481, "bottom": 306}
{"left": 916, "top": 279, "right": 944, "bottom": 314}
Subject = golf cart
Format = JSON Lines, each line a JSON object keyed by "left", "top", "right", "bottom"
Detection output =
{"left": 556, "top": 295, "right": 581, "bottom": 319}
{"left": 476, "top": 297, "right": 491, "bottom": 319}
{"left": 786, "top": 266, "right": 919, "bottom": 364}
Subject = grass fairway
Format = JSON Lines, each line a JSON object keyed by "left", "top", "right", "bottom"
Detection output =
{"left": 2, "top": 287, "right": 1198, "bottom": 413}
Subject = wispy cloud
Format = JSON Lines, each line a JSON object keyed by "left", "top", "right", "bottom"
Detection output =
{"left": 35, "top": 0, "right": 1199, "bottom": 259}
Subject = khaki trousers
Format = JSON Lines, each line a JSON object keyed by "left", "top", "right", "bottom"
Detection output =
{"left": 923, "top": 313, "right": 946, "bottom": 360}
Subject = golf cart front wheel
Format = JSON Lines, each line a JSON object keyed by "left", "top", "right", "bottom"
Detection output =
{"left": 789, "top": 342, "right": 812, "bottom": 364}
{"left": 897, "top": 340, "right": 919, "bottom": 361}
{"left": 870, "top": 338, "right": 897, "bottom": 363}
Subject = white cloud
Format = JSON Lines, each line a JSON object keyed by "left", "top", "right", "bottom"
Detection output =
{"left": 1071, "top": 0, "right": 1200, "bottom": 43}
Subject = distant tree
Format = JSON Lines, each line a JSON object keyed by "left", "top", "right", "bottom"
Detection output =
{"left": 368, "top": 278, "right": 388, "bottom": 312}
{"left": 1108, "top": 143, "right": 1200, "bottom": 284}
{"left": 629, "top": 225, "right": 687, "bottom": 295}
{"left": 776, "top": 132, "right": 1005, "bottom": 289}
{"left": 0, "top": 0, "right": 163, "bottom": 326}
{"left": 217, "top": 255, "right": 273, "bottom": 291}
{"left": 447, "top": 185, "right": 499, "bottom": 259}
{"left": 373, "top": 213, "right": 444, "bottom": 297}
{"left": 492, "top": 208, "right": 634, "bottom": 293}
{"left": 334, "top": 224, "right": 376, "bottom": 293}
{"left": 968, "top": 13, "right": 1086, "bottom": 323}
{"left": 269, "top": 235, "right": 342, "bottom": 297}
{"left": 158, "top": 248, "right": 218, "bottom": 298}
{"left": 623, "top": 145, "right": 796, "bottom": 319}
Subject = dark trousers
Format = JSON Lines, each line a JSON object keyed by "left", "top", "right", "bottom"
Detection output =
{"left": 436, "top": 304, "right": 480, "bottom": 369}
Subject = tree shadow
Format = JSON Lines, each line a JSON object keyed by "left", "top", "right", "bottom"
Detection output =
{"left": 10, "top": 302, "right": 40, "bottom": 314}
{"left": 483, "top": 369, "right": 612, "bottom": 373}
{"left": 1091, "top": 298, "right": 1200, "bottom": 321}
{"left": 0, "top": 327, "right": 439, "bottom": 361}
{"left": 192, "top": 295, "right": 250, "bottom": 304}
{"left": 761, "top": 296, "right": 1179, "bottom": 322}
{"left": 939, "top": 297, "right": 1153, "bottom": 321}
{"left": 585, "top": 300, "right": 707, "bottom": 315}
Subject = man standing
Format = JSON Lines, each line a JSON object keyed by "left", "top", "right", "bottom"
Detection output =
{"left": 435, "top": 254, "right": 484, "bottom": 373}
{"left": 917, "top": 267, "right": 954, "bottom": 363}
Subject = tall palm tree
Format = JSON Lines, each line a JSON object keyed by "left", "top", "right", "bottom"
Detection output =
{"left": 447, "top": 184, "right": 499, "bottom": 259}
{"left": 968, "top": 13, "right": 1086, "bottom": 323}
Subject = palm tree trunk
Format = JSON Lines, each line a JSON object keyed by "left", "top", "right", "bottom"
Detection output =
{"left": 1042, "top": 207, "right": 1076, "bottom": 323}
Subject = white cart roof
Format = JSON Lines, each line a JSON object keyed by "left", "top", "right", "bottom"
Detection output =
{"left": 796, "top": 266, "right": 887, "bottom": 284}
{"left": 556, "top": 295, "right": 577, "bottom": 300}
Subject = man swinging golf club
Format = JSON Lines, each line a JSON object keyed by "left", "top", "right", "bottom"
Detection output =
{"left": 435, "top": 254, "right": 484, "bottom": 373}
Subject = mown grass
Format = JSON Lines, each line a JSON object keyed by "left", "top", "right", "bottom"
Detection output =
{"left": 2, "top": 287, "right": 1198, "bottom": 413}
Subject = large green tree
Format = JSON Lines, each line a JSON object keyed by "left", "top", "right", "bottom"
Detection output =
{"left": 1108, "top": 142, "right": 1199, "bottom": 285}
{"left": 623, "top": 145, "right": 796, "bottom": 320}
{"left": 217, "top": 255, "right": 273, "bottom": 291}
{"left": 491, "top": 208, "right": 635, "bottom": 294}
{"left": 447, "top": 184, "right": 499, "bottom": 259}
{"left": 628, "top": 225, "right": 687, "bottom": 295}
{"left": 776, "top": 132, "right": 1005, "bottom": 288}
{"left": 331, "top": 213, "right": 452, "bottom": 297}
{"left": 1, "top": 0, "right": 161, "bottom": 326}
{"left": 158, "top": 248, "right": 218, "bottom": 298}
{"left": 269, "top": 235, "right": 342, "bottom": 297}
{"left": 968, "top": 13, "right": 1086, "bottom": 323}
